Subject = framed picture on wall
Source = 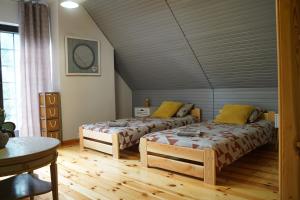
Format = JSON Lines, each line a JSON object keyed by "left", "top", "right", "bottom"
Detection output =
{"left": 65, "top": 36, "right": 101, "bottom": 76}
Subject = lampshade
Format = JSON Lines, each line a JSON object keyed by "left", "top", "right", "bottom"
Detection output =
{"left": 60, "top": 0, "right": 79, "bottom": 9}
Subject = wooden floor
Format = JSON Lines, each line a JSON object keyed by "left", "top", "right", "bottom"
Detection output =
{"left": 31, "top": 144, "right": 278, "bottom": 200}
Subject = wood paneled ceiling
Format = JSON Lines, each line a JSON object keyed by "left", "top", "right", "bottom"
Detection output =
{"left": 83, "top": 0, "right": 277, "bottom": 90}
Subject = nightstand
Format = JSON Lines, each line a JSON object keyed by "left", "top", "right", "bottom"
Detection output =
{"left": 134, "top": 107, "right": 156, "bottom": 117}
{"left": 39, "top": 92, "right": 62, "bottom": 141}
{"left": 272, "top": 128, "right": 279, "bottom": 151}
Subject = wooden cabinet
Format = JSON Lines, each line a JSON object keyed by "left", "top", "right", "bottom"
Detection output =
{"left": 39, "top": 92, "right": 61, "bottom": 140}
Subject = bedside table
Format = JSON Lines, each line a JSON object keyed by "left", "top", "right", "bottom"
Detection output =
{"left": 134, "top": 107, "right": 156, "bottom": 117}
{"left": 271, "top": 128, "right": 279, "bottom": 151}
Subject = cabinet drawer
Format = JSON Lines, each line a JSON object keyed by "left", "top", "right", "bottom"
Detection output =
{"left": 40, "top": 107, "right": 59, "bottom": 119}
{"left": 41, "top": 119, "right": 60, "bottom": 131}
{"left": 39, "top": 93, "right": 59, "bottom": 106}
{"left": 42, "top": 130, "right": 60, "bottom": 139}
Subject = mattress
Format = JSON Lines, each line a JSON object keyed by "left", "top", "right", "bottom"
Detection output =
{"left": 142, "top": 120, "right": 274, "bottom": 170}
{"left": 82, "top": 115, "right": 194, "bottom": 150}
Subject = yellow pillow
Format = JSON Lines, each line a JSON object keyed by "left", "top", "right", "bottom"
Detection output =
{"left": 214, "top": 104, "right": 255, "bottom": 125}
{"left": 151, "top": 101, "right": 183, "bottom": 118}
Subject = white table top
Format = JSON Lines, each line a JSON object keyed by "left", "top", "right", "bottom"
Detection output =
{"left": 0, "top": 137, "right": 60, "bottom": 164}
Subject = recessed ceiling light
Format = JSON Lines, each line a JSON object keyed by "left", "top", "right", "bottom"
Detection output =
{"left": 60, "top": 1, "right": 79, "bottom": 9}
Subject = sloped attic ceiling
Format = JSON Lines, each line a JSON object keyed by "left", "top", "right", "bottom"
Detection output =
{"left": 83, "top": 0, "right": 277, "bottom": 90}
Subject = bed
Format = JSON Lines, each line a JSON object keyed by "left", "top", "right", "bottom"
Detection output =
{"left": 79, "top": 108, "right": 201, "bottom": 159}
{"left": 140, "top": 112, "right": 275, "bottom": 185}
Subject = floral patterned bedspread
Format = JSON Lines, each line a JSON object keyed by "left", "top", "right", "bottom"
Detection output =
{"left": 142, "top": 120, "right": 274, "bottom": 170}
{"left": 82, "top": 115, "right": 194, "bottom": 150}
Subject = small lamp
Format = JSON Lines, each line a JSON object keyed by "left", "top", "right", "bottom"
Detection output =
{"left": 60, "top": 0, "right": 79, "bottom": 9}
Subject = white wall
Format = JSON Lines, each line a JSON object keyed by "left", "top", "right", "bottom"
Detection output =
{"left": 0, "top": 0, "right": 131, "bottom": 140}
{"left": 214, "top": 88, "right": 278, "bottom": 114}
{"left": 133, "top": 88, "right": 278, "bottom": 120}
{"left": 133, "top": 89, "right": 213, "bottom": 120}
{"left": 0, "top": 0, "right": 18, "bottom": 25}
{"left": 49, "top": 1, "right": 116, "bottom": 140}
{"left": 115, "top": 72, "right": 132, "bottom": 118}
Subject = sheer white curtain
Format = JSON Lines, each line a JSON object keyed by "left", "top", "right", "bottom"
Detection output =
{"left": 18, "top": 1, "right": 52, "bottom": 136}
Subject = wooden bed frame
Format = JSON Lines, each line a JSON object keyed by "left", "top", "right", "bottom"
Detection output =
{"left": 79, "top": 108, "right": 201, "bottom": 159}
{"left": 140, "top": 111, "right": 276, "bottom": 185}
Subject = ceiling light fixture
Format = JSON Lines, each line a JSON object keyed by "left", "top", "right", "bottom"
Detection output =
{"left": 60, "top": 0, "right": 79, "bottom": 9}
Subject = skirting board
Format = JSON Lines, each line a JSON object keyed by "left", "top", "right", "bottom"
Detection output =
{"left": 61, "top": 139, "right": 79, "bottom": 146}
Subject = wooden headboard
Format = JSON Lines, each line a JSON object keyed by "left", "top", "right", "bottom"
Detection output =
{"left": 262, "top": 111, "right": 276, "bottom": 123}
{"left": 191, "top": 107, "right": 201, "bottom": 123}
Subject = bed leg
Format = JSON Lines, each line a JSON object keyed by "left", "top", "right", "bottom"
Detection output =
{"left": 79, "top": 126, "right": 84, "bottom": 151}
{"left": 112, "top": 134, "right": 120, "bottom": 159}
{"left": 140, "top": 138, "right": 148, "bottom": 167}
{"left": 204, "top": 149, "right": 216, "bottom": 185}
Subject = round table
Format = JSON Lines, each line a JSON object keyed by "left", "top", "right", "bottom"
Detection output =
{"left": 0, "top": 137, "right": 60, "bottom": 200}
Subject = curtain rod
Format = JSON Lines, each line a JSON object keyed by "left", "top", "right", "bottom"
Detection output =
{"left": 11, "top": 0, "right": 48, "bottom": 5}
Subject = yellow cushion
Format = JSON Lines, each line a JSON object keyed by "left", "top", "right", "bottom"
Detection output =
{"left": 214, "top": 104, "right": 255, "bottom": 125}
{"left": 151, "top": 101, "right": 183, "bottom": 118}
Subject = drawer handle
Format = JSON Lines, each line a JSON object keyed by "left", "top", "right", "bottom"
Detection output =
{"left": 49, "top": 108, "right": 56, "bottom": 117}
{"left": 49, "top": 121, "right": 57, "bottom": 128}
{"left": 48, "top": 96, "right": 56, "bottom": 105}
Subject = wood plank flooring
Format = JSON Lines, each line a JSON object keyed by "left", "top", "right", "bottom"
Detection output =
{"left": 31, "top": 144, "right": 278, "bottom": 200}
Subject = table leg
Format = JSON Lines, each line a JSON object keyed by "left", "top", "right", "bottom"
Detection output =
{"left": 50, "top": 161, "right": 58, "bottom": 200}
{"left": 28, "top": 171, "right": 34, "bottom": 200}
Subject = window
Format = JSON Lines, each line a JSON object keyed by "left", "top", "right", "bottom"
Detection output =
{"left": 0, "top": 25, "right": 19, "bottom": 125}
